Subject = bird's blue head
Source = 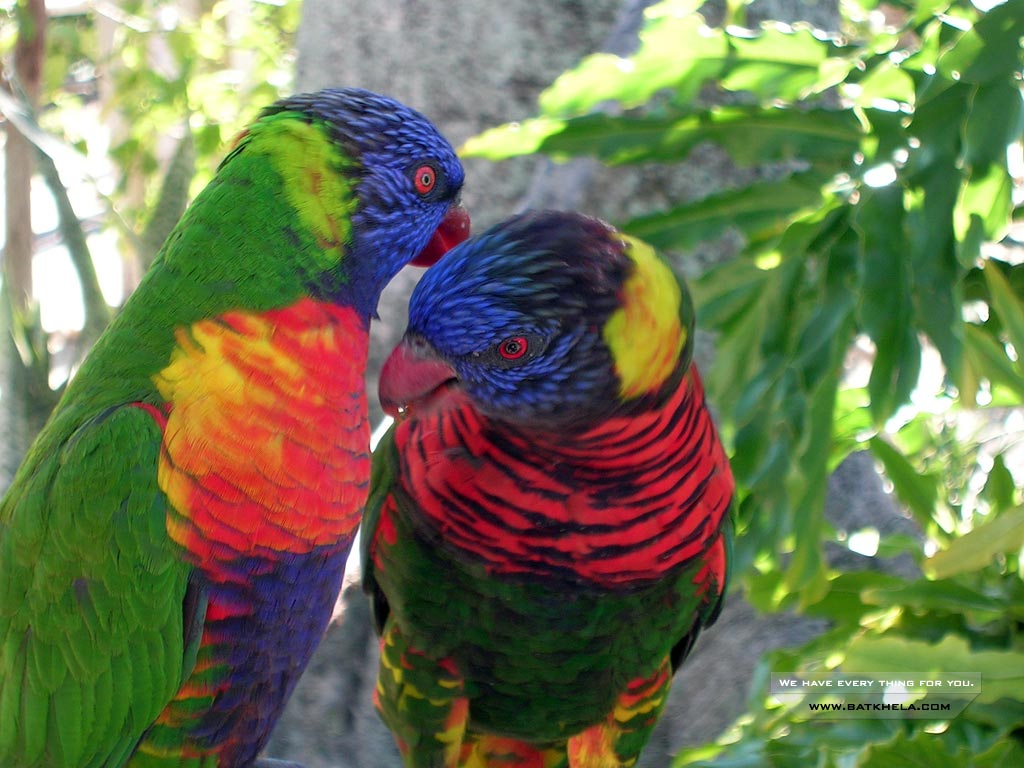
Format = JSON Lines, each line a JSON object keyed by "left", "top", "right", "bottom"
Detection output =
{"left": 248, "top": 88, "right": 469, "bottom": 315}
{"left": 380, "top": 210, "right": 695, "bottom": 430}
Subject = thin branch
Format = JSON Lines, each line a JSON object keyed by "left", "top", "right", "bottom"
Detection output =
{"left": 35, "top": 147, "right": 113, "bottom": 347}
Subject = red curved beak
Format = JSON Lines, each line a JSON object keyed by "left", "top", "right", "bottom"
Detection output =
{"left": 411, "top": 203, "right": 471, "bottom": 267}
{"left": 379, "top": 338, "right": 459, "bottom": 419}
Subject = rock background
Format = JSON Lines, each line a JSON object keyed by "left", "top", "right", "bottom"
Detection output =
{"left": 265, "top": 1, "right": 913, "bottom": 766}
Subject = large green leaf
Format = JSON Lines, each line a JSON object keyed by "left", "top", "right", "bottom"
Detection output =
{"left": 981, "top": 453, "right": 1018, "bottom": 512}
{"left": 936, "top": 0, "right": 1024, "bottom": 86}
{"left": 721, "top": 24, "right": 850, "bottom": 102}
{"left": 861, "top": 578, "right": 1006, "bottom": 617}
{"left": 624, "top": 174, "right": 826, "bottom": 252}
{"left": 869, "top": 437, "right": 940, "bottom": 530}
{"left": 983, "top": 258, "right": 1024, "bottom": 366}
{"left": 955, "top": 163, "right": 1015, "bottom": 264}
{"left": 538, "top": 1, "right": 724, "bottom": 115}
{"left": 854, "top": 186, "right": 921, "bottom": 423}
{"left": 904, "top": 166, "right": 964, "bottom": 378}
{"left": 858, "top": 731, "right": 972, "bottom": 768}
{"left": 462, "top": 107, "right": 862, "bottom": 168}
{"left": 842, "top": 634, "right": 1024, "bottom": 705}
{"left": 961, "top": 81, "right": 1024, "bottom": 171}
{"left": 924, "top": 506, "right": 1024, "bottom": 579}
{"left": 962, "top": 323, "right": 1024, "bottom": 403}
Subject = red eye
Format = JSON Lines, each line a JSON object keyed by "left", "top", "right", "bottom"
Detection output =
{"left": 499, "top": 337, "right": 528, "bottom": 360}
{"left": 414, "top": 165, "right": 436, "bottom": 195}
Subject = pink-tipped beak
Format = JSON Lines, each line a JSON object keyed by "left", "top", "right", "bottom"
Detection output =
{"left": 411, "top": 203, "right": 471, "bottom": 267}
{"left": 379, "top": 338, "right": 459, "bottom": 419}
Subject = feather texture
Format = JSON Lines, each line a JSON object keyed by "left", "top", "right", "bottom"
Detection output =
{"left": 364, "top": 211, "right": 733, "bottom": 767}
{"left": 0, "top": 87, "right": 467, "bottom": 767}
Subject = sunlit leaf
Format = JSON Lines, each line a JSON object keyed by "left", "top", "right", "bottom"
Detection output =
{"left": 849, "top": 60, "right": 916, "bottom": 108}
{"left": 843, "top": 634, "right": 1024, "bottom": 704}
{"left": 538, "top": 2, "right": 725, "bottom": 115}
{"left": 955, "top": 163, "right": 1015, "bottom": 263}
{"left": 936, "top": 0, "right": 1024, "bottom": 86}
{"left": 981, "top": 453, "right": 1018, "bottom": 512}
{"left": 464, "top": 106, "right": 862, "bottom": 169}
{"left": 925, "top": 506, "right": 1024, "bottom": 578}
{"left": 721, "top": 24, "right": 850, "bottom": 102}
{"left": 459, "top": 117, "right": 566, "bottom": 161}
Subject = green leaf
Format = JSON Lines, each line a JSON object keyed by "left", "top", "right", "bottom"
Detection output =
{"left": 936, "top": 1, "right": 1024, "bottom": 86}
{"left": 859, "top": 730, "right": 971, "bottom": 768}
{"left": 459, "top": 116, "right": 566, "bottom": 161}
{"left": 803, "top": 571, "right": 904, "bottom": 624}
{"left": 983, "top": 258, "right": 1024, "bottom": 365}
{"left": 538, "top": 2, "right": 726, "bottom": 115}
{"left": 861, "top": 578, "right": 1006, "bottom": 616}
{"left": 962, "top": 323, "right": 1024, "bottom": 403}
{"left": 854, "top": 186, "right": 921, "bottom": 422}
{"left": 902, "top": 94, "right": 965, "bottom": 376}
{"left": 794, "top": 224, "right": 859, "bottom": 388}
{"left": 625, "top": 174, "right": 826, "bottom": 252}
{"left": 833, "top": 387, "right": 875, "bottom": 461}
{"left": 843, "top": 634, "right": 1024, "bottom": 705}
{"left": 961, "top": 81, "right": 1024, "bottom": 171}
{"left": 869, "top": 437, "right": 939, "bottom": 529}
{"left": 973, "top": 738, "right": 1024, "bottom": 768}
{"left": 955, "top": 162, "right": 1015, "bottom": 263}
{"left": 849, "top": 60, "right": 916, "bottom": 109}
{"left": 690, "top": 257, "right": 770, "bottom": 329}
{"left": 721, "top": 24, "right": 849, "bottom": 102}
{"left": 981, "top": 453, "right": 1017, "bottom": 512}
{"left": 924, "top": 505, "right": 1024, "bottom": 579}
{"left": 464, "top": 107, "right": 862, "bottom": 168}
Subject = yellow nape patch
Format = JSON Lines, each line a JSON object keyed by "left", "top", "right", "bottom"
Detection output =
{"left": 244, "top": 116, "right": 356, "bottom": 263}
{"left": 602, "top": 236, "right": 687, "bottom": 400}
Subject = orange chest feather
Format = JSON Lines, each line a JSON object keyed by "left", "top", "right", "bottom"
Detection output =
{"left": 152, "top": 298, "right": 370, "bottom": 561}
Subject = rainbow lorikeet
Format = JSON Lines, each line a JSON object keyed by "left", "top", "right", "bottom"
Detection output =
{"left": 363, "top": 210, "right": 734, "bottom": 767}
{"left": 0, "top": 88, "right": 468, "bottom": 768}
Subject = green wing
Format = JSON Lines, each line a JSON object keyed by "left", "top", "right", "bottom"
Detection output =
{"left": 0, "top": 405, "right": 199, "bottom": 767}
{"left": 361, "top": 422, "right": 399, "bottom": 636}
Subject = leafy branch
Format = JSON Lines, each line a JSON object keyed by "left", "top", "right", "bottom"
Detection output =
{"left": 464, "top": 0, "right": 1024, "bottom": 762}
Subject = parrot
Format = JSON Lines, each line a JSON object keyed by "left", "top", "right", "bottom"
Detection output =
{"left": 362, "top": 210, "right": 735, "bottom": 768}
{"left": 0, "top": 87, "right": 469, "bottom": 768}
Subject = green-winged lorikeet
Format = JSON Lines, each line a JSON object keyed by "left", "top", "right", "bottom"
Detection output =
{"left": 0, "top": 88, "right": 468, "bottom": 767}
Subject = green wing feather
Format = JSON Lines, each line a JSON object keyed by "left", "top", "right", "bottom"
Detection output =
{"left": 0, "top": 405, "right": 197, "bottom": 767}
{"left": 361, "top": 422, "right": 398, "bottom": 635}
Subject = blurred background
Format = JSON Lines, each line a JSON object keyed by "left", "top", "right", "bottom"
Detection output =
{"left": 2, "top": 0, "right": 1022, "bottom": 765}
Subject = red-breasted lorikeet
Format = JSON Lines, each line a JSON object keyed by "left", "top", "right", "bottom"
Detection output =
{"left": 363, "top": 210, "right": 733, "bottom": 767}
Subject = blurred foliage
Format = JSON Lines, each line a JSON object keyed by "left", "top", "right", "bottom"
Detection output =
{"left": 1, "top": 0, "right": 300, "bottom": 394}
{"left": 465, "top": 0, "right": 1024, "bottom": 763}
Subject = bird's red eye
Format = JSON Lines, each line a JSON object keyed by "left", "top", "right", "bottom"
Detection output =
{"left": 414, "top": 165, "right": 436, "bottom": 195}
{"left": 499, "top": 337, "right": 528, "bottom": 360}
